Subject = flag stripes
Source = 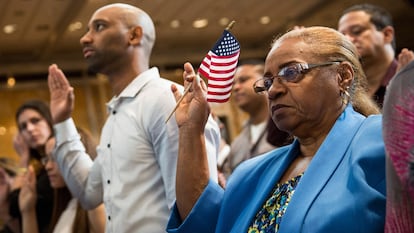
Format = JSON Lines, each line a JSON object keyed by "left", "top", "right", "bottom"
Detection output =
{"left": 197, "top": 29, "right": 240, "bottom": 103}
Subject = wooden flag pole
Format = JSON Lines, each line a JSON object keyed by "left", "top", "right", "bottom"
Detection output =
{"left": 164, "top": 74, "right": 198, "bottom": 123}
{"left": 226, "top": 20, "right": 236, "bottom": 30}
{"left": 165, "top": 20, "right": 236, "bottom": 123}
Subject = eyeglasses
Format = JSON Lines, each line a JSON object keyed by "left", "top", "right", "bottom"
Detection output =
{"left": 41, "top": 156, "right": 54, "bottom": 166}
{"left": 253, "top": 62, "right": 340, "bottom": 94}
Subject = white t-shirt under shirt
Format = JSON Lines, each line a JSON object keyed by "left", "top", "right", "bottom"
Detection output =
{"left": 53, "top": 198, "right": 77, "bottom": 233}
{"left": 250, "top": 121, "right": 267, "bottom": 144}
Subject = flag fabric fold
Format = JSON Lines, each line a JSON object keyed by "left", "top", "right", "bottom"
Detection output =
{"left": 198, "top": 29, "right": 240, "bottom": 103}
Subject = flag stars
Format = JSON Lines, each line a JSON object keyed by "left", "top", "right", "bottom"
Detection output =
{"left": 215, "top": 36, "right": 239, "bottom": 55}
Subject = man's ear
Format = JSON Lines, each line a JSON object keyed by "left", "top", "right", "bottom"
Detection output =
{"left": 129, "top": 26, "right": 143, "bottom": 45}
{"left": 382, "top": 25, "right": 394, "bottom": 45}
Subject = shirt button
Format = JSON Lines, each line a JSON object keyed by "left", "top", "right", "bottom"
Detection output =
{"left": 108, "top": 216, "right": 111, "bottom": 221}
{"left": 112, "top": 110, "right": 116, "bottom": 115}
{"left": 107, "top": 180, "right": 110, "bottom": 184}
{"left": 107, "top": 144, "right": 110, "bottom": 148}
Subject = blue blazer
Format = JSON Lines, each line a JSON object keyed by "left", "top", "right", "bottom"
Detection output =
{"left": 168, "top": 106, "right": 386, "bottom": 233}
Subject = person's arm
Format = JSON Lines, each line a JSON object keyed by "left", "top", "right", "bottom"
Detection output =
{"left": 48, "top": 64, "right": 103, "bottom": 209}
{"left": 19, "top": 166, "right": 39, "bottom": 233}
{"left": 20, "top": 207, "right": 38, "bottom": 233}
{"left": 0, "top": 168, "right": 12, "bottom": 226}
{"left": 53, "top": 118, "right": 103, "bottom": 209}
{"left": 87, "top": 204, "right": 106, "bottom": 233}
{"left": 171, "top": 62, "right": 211, "bottom": 220}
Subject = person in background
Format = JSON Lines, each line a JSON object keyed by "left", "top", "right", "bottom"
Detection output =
{"left": 338, "top": 3, "right": 413, "bottom": 108}
{"left": 19, "top": 131, "right": 106, "bottom": 233}
{"left": 47, "top": 3, "right": 220, "bottom": 233}
{"left": 9, "top": 100, "right": 54, "bottom": 233}
{"left": 167, "top": 26, "right": 384, "bottom": 233}
{"left": 220, "top": 60, "right": 276, "bottom": 187}
{"left": 0, "top": 159, "right": 20, "bottom": 233}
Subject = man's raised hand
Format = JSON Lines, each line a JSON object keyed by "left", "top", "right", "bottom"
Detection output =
{"left": 48, "top": 64, "right": 74, "bottom": 124}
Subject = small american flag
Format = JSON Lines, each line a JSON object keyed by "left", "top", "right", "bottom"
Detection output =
{"left": 198, "top": 29, "right": 240, "bottom": 103}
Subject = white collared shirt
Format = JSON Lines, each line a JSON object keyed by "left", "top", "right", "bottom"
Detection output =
{"left": 54, "top": 67, "right": 220, "bottom": 233}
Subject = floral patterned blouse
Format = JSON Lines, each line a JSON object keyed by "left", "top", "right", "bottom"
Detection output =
{"left": 247, "top": 173, "right": 304, "bottom": 233}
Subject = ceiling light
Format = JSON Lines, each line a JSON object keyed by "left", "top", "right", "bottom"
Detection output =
{"left": 7, "top": 77, "right": 15, "bottom": 88}
{"left": 219, "top": 17, "right": 230, "bottom": 27}
{"left": 260, "top": 16, "right": 271, "bottom": 25}
{"left": 0, "top": 126, "right": 6, "bottom": 136}
{"left": 170, "top": 20, "right": 180, "bottom": 29}
{"left": 3, "top": 24, "right": 17, "bottom": 34}
{"left": 68, "top": 21, "right": 82, "bottom": 32}
{"left": 192, "top": 19, "right": 208, "bottom": 29}
{"left": 174, "top": 68, "right": 183, "bottom": 76}
{"left": 97, "top": 73, "right": 108, "bottom": 82}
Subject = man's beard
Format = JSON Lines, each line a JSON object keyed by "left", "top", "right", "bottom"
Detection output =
{"left": 85, "top": 50, "right": 125, "bottom": 74}
{"left": 86, "top": 59, "right": 102, "bottom": 74}
{"left": 85, "top": 53, "right": 110, "bottom": 74}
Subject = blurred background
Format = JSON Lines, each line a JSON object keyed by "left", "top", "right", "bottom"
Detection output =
{"left": 1, "top": 0, "right": 413, "bottom": 160}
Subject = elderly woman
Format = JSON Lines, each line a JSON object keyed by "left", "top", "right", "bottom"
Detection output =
{"left": 167, "top": 26, "right": 385, "bottom": 233}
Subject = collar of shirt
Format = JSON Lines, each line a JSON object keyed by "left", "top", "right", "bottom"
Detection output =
{"left": 106, "top": 67, "right": 160, "bottom": 113}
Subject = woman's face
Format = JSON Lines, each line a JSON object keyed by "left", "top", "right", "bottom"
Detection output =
{"left": 264, "top": 37, "right": 342, "bottom": 137}
{"left": 43, "top": 138, "right": 66, "bottom": 189}
{"left": 17, "top": 109, "right": 52, "bottom": 150}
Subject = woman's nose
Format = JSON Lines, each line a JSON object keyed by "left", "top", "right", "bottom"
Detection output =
{"left": 25, "top": 122, "right": 36, "bottom": 131}
{"left": 267, "top": 78, "right": 286, "bottom": 100}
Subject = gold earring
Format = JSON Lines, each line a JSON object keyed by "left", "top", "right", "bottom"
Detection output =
{"left": 340, "top": 87, "right": 350, "bottom": 106}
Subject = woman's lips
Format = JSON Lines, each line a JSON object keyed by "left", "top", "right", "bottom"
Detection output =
{"left": 48, "top": 173, "right": 59, "bottom": 181}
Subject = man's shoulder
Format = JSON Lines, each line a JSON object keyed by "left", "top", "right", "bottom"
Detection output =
{"left": 145, "top": 74, "right": 184, "bottom": 92}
